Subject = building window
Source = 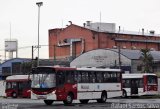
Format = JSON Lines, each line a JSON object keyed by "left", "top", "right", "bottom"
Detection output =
{"left": 2, "top": 67, "right": 11, "bottom": 76}
{"left": 137, "top": 65, "right": 142, "bottom": 71}
{"left": 12, "top": 62, "right": 21, "bottom": 75}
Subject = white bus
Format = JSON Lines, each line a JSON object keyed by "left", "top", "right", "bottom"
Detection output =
{"left": 122, "top": 73, "right": 158, "bottom": 97}
{"left": 31, "top": 66, "right": 123, "bottom": 105}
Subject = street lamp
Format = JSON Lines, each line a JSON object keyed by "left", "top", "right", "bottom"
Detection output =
{"left": 36, "top": 2, "right": 43, "bottom": 66}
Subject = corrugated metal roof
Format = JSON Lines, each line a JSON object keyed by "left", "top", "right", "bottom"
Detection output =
{"left": 110, "top": 49, "right": 160, "bottom": 60}
{"left": 115, "top": 38, "right": 160, "bottom": 43}
{"left": 83, "top": 23, "right": 160, "bottom": 37}
{"left": 114, "top": 30, "right": 160, "bottom": 37}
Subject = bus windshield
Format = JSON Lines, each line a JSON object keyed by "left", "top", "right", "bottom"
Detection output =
{"left": 147, "top": 75, "right": 157, "bottom": 85}
{"left": 32, "top": 73, "right": 56, "bottom": 88}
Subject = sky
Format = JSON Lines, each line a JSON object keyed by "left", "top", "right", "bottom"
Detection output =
{"left": 0, "top": 0, "right": 160, "bottom": 61}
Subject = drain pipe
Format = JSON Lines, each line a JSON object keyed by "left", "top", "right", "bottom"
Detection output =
{"left": 70, "top": 38, "right": 85, "bottom": 60}
{"left": 81, "top": 38, "right": 85, "bottom": 54}
{"left": 70, "top": 39, "right": 73, "bottom": 58}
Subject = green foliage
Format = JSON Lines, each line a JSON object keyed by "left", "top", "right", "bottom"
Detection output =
{"left": 21, "top": 61, "right": 33, "bottom": 74}
{"left": 140, "top": 48, "right": 154, "bottom": 73}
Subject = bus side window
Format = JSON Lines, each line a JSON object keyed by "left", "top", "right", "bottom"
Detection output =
{"left": 56, "top": 71, "right": 65, "bottom": 86}
{"left": 96, "top": 72, "right": 103, "bottom": 83}
{"left": 81, "top": 72, "right": 89, "bottom": 83}
{"left": 117, "top": 72, "right": 121, "bottom": 82}
{"left": 66, "top": 71, "right": 70, "bottom": 83}
{"left": 89, "top": 72, "right": 96, "bottom": 83}
{"left": 110, "top": 72, "right": 117, "bottom": 82}
{"left": 18, "top": 82, "right": 23, "bottom": 90}
{"left": 122, "top": 80, "right": 125, "bottom": 87}
{"left": 77, "top": 72, "right": 82, "bottom": 83}
{"left": 12, "top": 82, "right": 17, "bottom": 89}
{"left": 74, "top": 71, "right": 78, "bottom": 83}
{"left": 124, "top": 79, "right": 130, "bottom": 88}
{"left": 81, "top": 72, "right": 85, "bottom": 83}
{"left": 139, "top": 79, "right": 143, "bottom": 87}
{"left": 21, "top": 81, "right": 31, "bottom": 89}
{"left": 71, "top": 71, "right": 75, "bottom": 83}
{"left": 66, "top": 71, "right": 75, "bottom": 83}
{"left": 103, "top": 72, "right": 110, "bottom": 82}
{"left": 6, "top": 82, "right": 12, "bottom": 89}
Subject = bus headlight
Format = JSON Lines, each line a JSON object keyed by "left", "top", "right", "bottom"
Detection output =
{"left": 52, "top": 91, "right": 56, "bottom": 94}
{"left": 27, "top": 90, "right": 31, "bottom": 92}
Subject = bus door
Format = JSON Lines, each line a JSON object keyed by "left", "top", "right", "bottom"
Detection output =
{"left": 17, "top": 82, "right": 23, "bottom": 97}
{"left": 131, "top": 79, "right": 138, "bottom": 95}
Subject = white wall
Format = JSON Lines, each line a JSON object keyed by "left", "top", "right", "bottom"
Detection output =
{"left": 0, "top": 81, "right": 6, "bottom": 97}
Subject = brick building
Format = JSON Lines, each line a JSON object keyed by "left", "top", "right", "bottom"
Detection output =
{"left": 49, "top": 22, "right": 160, "bottom": 61}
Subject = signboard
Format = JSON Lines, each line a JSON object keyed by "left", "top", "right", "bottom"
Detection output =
{"left": 5, "top": 40, "right": 17, "bottom": 51}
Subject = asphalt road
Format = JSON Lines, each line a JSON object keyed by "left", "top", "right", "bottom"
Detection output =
{"left": 1, "top": 98, "right": 160, "bottom": 109}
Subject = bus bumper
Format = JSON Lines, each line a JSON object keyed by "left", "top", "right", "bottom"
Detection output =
{"left": 31, "top": 91, "right": 57, "bottom": 100}
{"left": 142, "top": 91, "right": 158, "bottom": 96}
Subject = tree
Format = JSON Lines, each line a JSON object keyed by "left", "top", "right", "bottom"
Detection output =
{"left": 21, "top": 62, "right": 32, "bottom": 74}
{"left": 139, "top": 48, "right": 154, "bottom": 73}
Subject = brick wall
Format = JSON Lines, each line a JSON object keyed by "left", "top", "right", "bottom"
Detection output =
{"left": 49, "top": 24, "right": 160, "bottom": 59}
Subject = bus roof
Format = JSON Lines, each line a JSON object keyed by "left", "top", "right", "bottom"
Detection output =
{"left": 34, "top": 66, "right": 121, "bottom": 72}
{"left": 6, "top": 75, "right": 31, "bottom": 81}
{"left": 77, "top": 67, "right": 121, "bottom": 72}
{"left": 122, "top": 73, "right": 156, "bottom": 79}
{"left": 36, "top": 66, "right": 76, "bottom": 71}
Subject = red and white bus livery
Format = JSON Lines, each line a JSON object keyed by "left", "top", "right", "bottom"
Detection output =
{"left": 122, "top": 73, "right": 158, "bottom": 97}
{"left": 5, "top": 75, "right": 31, "bottom": 98}
{"left": 31, "top": 66, "right": 123, "bottom": 105}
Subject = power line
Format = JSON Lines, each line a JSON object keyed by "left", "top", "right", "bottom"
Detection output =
{"left": 0, "top": 45, "right": 53, "bottom": 51}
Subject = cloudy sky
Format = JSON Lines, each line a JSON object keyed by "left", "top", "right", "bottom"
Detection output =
{"left": 0, "top": 0, "right": 160, "bottom": 60}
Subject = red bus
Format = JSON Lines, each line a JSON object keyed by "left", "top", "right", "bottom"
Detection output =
{"left": 31, "top": 66, "right": 123, "bottom": 105}
{"left": 5, "top": 75, "right": 31, "bottom": 98}
{"left": 122, "top": 73, "right": 158, "bottom": 97}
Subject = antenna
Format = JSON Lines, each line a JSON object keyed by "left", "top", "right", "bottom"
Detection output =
{"left": 100, "top": 11, "right": 101, "bottom": 23}
{"left": 100, "top": 11, "right": 101, "bottom": 29}
{"left": 61, "top": 19, "right": 63, "bottom": 28}
{"left": 10, "top": 22, "right": 11, "bottom": 40}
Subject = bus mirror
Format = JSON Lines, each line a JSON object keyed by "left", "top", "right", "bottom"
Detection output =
{"left": 28, "top": 75, "right": 30, "bottom": 81}
{"left": 27, "top": 80, "right": 31, "bottom": 84}
{"left": 3, "top": 81, "right": 6, "bottom": 86}
{"left": 31, "top": 68, "right": 36, "bottom": 74}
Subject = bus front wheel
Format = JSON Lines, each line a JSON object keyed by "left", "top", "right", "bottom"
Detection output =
{"left": 122, "top": 90, "right": 127, "bottom": 98}
{"left": 44, "top": 100, "right": 54, "bottom": 105}
{"left": 12, "top": 92, "right": 17, "bottom": 98}
{"left": 63, "top": 93, "right": 73, "bottom": 105}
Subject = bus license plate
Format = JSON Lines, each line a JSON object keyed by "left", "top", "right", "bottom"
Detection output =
{"left": 37, "top": 95, "right": 47, "bottom": 99}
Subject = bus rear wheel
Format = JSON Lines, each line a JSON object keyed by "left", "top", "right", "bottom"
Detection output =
{"left": 79, "top": 100, "right": 89, "bottom": 104}
{"left": 63, "top": 93, "right": 73, "bottom": 105}
{"left": 44, "top": 100, "right": 54, "bottom": 105}
{"left": 97, "top": 92, "right": 107, "bottom": 103}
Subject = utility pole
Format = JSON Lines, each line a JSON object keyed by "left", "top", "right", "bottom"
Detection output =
{"left": 118, "top": 45, "right": 121, "bottom": 69}
{"left": 36, "top": 2, "right": 43, "bottom": 66}
{"left": 32, "top": 46, "right": 34, "bottom": 60}
{"left": 118, "top": 26, "right": 121, "bottom": 69}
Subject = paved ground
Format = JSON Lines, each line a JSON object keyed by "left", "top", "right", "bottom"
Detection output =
{"left": 1, "top": 98, "right": 160, "bottom": 109}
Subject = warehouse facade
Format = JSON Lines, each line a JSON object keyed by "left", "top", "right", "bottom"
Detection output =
{"left": 49, "top": 22, "right": 160, "bottom": 61}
